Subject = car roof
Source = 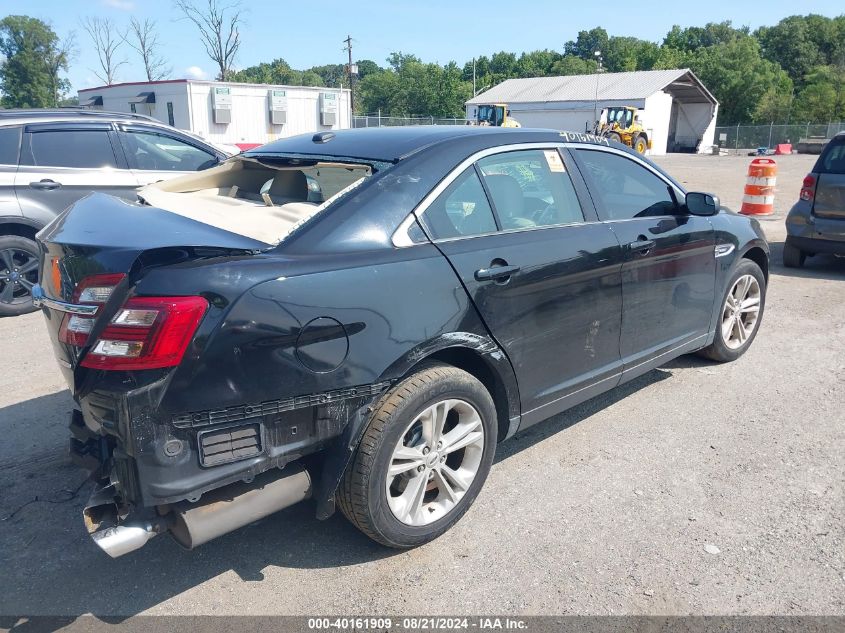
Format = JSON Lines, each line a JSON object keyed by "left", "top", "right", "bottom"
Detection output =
{"left": 0, "top": 108, "right": 157, "bottom": 126}
{"left": 246, "top": 126, "right": 571, "bottom": 163}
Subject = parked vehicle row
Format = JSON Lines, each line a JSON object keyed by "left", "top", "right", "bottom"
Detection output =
{"left": 31, "top": 126, "right": 770, "bottom": 556}
{"left": 0, "top": 109, "right": 232, "bottom": 316}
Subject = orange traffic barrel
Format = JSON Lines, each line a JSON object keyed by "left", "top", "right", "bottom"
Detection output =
{"left": 740, "top": 158, "right": 777, "bottom": 215}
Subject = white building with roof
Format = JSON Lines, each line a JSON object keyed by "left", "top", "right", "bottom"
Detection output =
{"left": 466, "top": 69, "right": 718, "bottom": 155}
{"left": 78, "top": 79, "right": 351, "bottom": 149}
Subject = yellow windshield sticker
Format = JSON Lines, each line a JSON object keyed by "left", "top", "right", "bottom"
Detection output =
{"left": 544, "top": 150, "right": 565, "bottom": 172}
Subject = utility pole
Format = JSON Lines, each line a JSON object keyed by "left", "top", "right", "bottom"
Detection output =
{"left": 592, "top": 51, "right": 603, "bottom": 132}
{"left": 343, "top": 35, "right": 355, "bottom": 114}
{"left": 472, "top": 57, "right": 476, "bottom": 97}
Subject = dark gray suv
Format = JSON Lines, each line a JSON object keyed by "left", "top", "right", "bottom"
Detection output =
{"left": 784, "top": 132, "right": 845, "bottom": 267}
{"left": 0, "top": 109, "right": 231, "bottom": 316}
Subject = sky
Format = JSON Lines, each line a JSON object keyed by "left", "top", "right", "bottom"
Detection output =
{"left": 3, "top": 0, "right": 844, "bottom": 93}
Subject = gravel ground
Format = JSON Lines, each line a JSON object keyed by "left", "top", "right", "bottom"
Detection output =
{"left": 0, "top": 153, "right": 842, "bottom": 618}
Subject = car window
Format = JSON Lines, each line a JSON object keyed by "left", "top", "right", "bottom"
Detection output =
{"left": 0, "top": 127, "right": 21, "bottom": 165}
{"left": 422, "top": 167, "right": 498, "bottom": 240}
{"left": 123, "top": 130, "right": 216, "bottom": 171}
{"left": 477, "top": 149, "right": 584, "bottom": 230}
{"left": 819, "top": 139, "right": 845, "bottom": 175}
{"left": 576, "top": 149, "right": 677, "bottom": 220}
{"left": 24, "top": 130, "right": 118, "bottom": 169}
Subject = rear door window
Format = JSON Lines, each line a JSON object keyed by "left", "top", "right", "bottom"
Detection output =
{"left": 22, "top": 130, "right": 119, "bottom": 169}
{"left": 422, "top": 167, "right": 498, "bottom": 240}
{"left": 476, "top": 149, "right": 584, "bottom": 229}
{"left": 818, "top": 139, "right": 845, "bottom": 174}
{"left": 122, "top": 129, "right": 217, "bottom": 171}
{"left": 0, "top": 127, "right": 21, "bottom": 165}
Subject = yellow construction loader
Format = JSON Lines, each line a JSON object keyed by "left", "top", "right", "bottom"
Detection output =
{"left": 474, "top": 103, "right": 521, "bottom": 127}
{"left": 594, "top": 106, "right": 651, "bottom": 154}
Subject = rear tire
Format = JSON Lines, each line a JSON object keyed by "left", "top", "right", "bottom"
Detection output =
{"left": 338, "top": 363, "right": 497, "bottom": 548}
{"left": 697, "top": 259, "right": 766, "bottom": 363}
{"left": 782, "top": 241, "right": 806, "bottom": 268}
{"left": 0, "top": 235, "right": 40, "bottom": 317}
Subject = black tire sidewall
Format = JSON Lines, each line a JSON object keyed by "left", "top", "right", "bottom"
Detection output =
{"left": 708, "top": 259, "right": 767, "bottom": 362}
{"left": 635, "top": 136, "right": 647, "bottom": 153}
{"left": 0, "top": 235, "right": 39, "bottom": 317}
{"left": 364, "top": 369, "right": 497, "bottom": 547}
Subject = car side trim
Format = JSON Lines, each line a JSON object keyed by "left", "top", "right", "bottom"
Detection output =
{"left": 31, "top": 283, "right": 99, "bottom": 316}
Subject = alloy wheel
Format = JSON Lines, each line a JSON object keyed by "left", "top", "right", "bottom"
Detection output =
{"left": 720, "top": 274, "right": 761, "bottom": 350}
{"left": 0, "top": 247, "right": 39, "bottom": 306}
{"left": 386, "top": 398, "right": 485, "bottom": 526}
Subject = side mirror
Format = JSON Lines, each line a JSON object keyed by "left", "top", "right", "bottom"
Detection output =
{"left": 685, "top": 191, "right": 720, "bottom": 216}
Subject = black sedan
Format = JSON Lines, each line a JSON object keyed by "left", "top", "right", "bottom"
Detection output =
{"left": 32, "top": 127, "right": 769, "bottom": 557}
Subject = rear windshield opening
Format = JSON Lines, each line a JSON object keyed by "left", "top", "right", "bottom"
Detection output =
{"left": 137, "top": 155, "right": 377, "bottom": 245}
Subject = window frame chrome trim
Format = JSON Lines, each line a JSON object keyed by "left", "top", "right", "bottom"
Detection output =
{"left": 391, "top": 141, "right": 687, "bottom": 248}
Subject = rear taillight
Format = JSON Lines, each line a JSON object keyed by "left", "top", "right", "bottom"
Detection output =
{"left": 81, "top": 296, "right": 208, "bottom": 370}
{"left": 800, "top": 174, "right": 817, "bottom": 201}
{"left": 58, "top": 273, "right": 126, "bottom": 346}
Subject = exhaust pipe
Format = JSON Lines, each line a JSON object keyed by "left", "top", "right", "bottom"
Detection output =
{"left": 90, "top": 521, "right": 159, "bottom": 558}
{"left": 84, "top": 465, "right": 311, "bottom": 557}
{"left": 169, "top": 464, "right": 311, "bottom": 549}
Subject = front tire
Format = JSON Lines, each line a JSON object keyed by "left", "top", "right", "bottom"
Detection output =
{"left": 634, "top": 135, "right": 648, "bottom": 154}
{"left": 338, "top": 364, "right": 497, "bottom": 548}
{"left": 782, "top": 241, "right": 806, "bottom": 268}
{"left": 607, "top": 131, "right": 622, "bottom": 144}
{"left": 0, "top": 235, "right": 40, "bottom": 317}
{"left": 698, "top": 259, "right": 766, "bottom": 362}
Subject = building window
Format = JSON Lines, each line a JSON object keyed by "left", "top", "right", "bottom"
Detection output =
{"left": 129, "top": 103, "right": 136, "bottom": 113}
{"left": 167, "top": 102, "right": 175, "bottom": 127}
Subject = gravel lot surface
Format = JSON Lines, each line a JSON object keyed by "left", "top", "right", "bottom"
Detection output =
{"left": 0, "top": 153, "right": 842, "bottom": 617}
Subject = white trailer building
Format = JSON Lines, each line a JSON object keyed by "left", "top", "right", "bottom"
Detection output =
{"left": 466, "top": 69, "right": 718, "bottom": 155}
{"left": 78, "top": 79, "right": 352, "bottom": 148}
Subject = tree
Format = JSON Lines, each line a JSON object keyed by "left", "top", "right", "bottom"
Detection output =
{"left": 549, "top": 55, "right": 598, "bottom": 76}
{"left": 564, "top": 27, "right": 609, "bottom": 60}
{"left": 46, "top": 30, "right": 75, "bottom": 106}
{"left": 663, "top": 22, "right": 746, "bottom": 52}
{"left": 174, "top": 0, "right": 243, "bottom": 81}
{"left": 81, "top": 16, "right": 127, "bottom": 85}
{"left": 358, "top": 53, "right": 470, "bottom": 117}
{"left": 756, "top": 16, "right": 823, "bottom": 85}
{"left": 603, "top": 36, "right": 661, "bottom": 72}
{"left": 125, "top": 17, "right": 170, "bottom": 81}
{"left": 687, "top": 35, "right": 791, "bottom": 125}
{"left": 792, "top": 64, "right": 845, "bottom": 122}
{"left": 0, "top": 15, "right": 68, "bottom": 107}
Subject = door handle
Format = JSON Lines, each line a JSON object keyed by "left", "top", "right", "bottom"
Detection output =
{"left": 29, "top": 179, "right": 62, "bottom": 191}
{"left": 627, "top": 236, "right": 655, "bottom": 255}
{"left": 475, "top": 264, "right": 520, "bottom": 282}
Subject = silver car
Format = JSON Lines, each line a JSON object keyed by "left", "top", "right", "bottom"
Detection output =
{"left": 784, "top": 132, "right": 845, "bottom": 267}
{"left": 0, "top": 109, "right": 230, "bottom": 316}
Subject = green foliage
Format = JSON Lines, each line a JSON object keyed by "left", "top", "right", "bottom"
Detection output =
{"left": 358, "top": 54, "right": 470, "bottom": 117}
{"left": 550, "top": 56, "right": 598, "bottom": 76}
{"left": 685, "top": 35, "right": 793, "bottom": 125}
{"left": 0, "top": 15, "right": 69, "bottom": 108}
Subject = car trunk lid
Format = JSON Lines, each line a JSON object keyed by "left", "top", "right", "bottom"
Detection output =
{"left": 35, "top": 193, "right": 268, "bottom": 389}
{"left": 812, "top": 137, "right": 845, "bottom": 222}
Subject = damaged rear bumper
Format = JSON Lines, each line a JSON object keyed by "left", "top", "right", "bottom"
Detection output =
{"left": 83, "top": 464, "right": 312, "bottom": 558}
{"left": 69, "top": 378, "right": 388, "bottom": 557}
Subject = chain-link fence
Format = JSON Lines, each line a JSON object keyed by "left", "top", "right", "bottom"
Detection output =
{"left": 714, "top": 122, "right": 845, "bottom": 151}
{"left": 352, "top": 114, "right": 468, "bottom": 128}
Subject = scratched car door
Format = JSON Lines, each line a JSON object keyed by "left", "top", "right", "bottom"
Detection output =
{"left": 419, "top": 147, "right": 625, "bottom": 426}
